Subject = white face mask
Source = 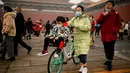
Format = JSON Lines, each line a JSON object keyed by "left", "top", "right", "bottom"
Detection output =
{"left": 105, "top": 9, "right": 111, "bottom": 13}
{"left": 57, "top": 24, "right": 62, "bottom": 27}
{"left": 90, "top": 17, "right": 93, "bottom": 20}
{"left": 75, "top": 11, "right": 82, "bottom": 16}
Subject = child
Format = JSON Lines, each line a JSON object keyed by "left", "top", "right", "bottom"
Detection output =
{"left": 38, "top": 16, "right": 69, "bottom": 56}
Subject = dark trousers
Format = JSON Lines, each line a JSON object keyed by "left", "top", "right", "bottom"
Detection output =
{"left": 119, "top": 32, "right": 124, "bottom": 40}
{"left": 103, "top": 41, "right": 116, "bottom": 60}
{"left": 27, "top": 29, "right": 32, "bottom": 39}
{"left": 79, "top": 55, "right": 87, "bottom": 64}
{"left": 1, "top": 36, "right": 14, "bottom": 58}
{"left": 95, "top": 29, "right": 100, "bottom": 36}
{"left": 43, "top": 37, "right": 64, "bottom": 51}
{"left": 14, "top": 35, "right": 31, "bottom": 55}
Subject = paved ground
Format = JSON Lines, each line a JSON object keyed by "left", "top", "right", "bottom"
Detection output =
{"left": 0, "top": 33, "right": 130, "bottom": 73}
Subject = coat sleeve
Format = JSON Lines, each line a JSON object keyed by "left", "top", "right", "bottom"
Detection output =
{"left": 68, "top": 17, "right": 75, "bottom": 26}
{"left": 3, "top": 16, "right": 13, "bottom": 32}
{"left": 96, "top": 13, "right": 104, "bottom": 24}
{"left": 113, "top": 13, "right": 122, "bottom": 33}
{"left": 78, "top": 17, "right": 91, "bottom": 32}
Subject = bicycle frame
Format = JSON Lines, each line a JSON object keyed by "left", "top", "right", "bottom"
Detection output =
{"left": 62, "top": 38, "right": 74, "bottom": 61}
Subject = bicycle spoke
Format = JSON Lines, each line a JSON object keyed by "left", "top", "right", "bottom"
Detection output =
{"left": 50, "top": 65, "right": 56, "bottom": 73}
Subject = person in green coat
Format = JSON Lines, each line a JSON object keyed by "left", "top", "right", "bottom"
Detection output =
{"left": 68, "top": 5, "right": 91, "bottom": 73}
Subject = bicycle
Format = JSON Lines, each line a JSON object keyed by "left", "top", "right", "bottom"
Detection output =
{"left": 47, "top": 36, "right": 80, "bottom": 73}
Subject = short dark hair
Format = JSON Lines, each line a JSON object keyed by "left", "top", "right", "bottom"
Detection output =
{"left": 121, "top": 19, "right": 124, "bottom": 22}
{"left": 28, "top": 18, "right": 31, "bottom": 20}
{"left": 56, "top": 16, "right": 65, "bottom": 23}
{"left": 65, "top": 17, "right": 69, "bottom": 21}
{"left": 76, "top": 5, "right": 84, "bottom": 12}
{"left": 17, "top": 7, "right": 21, "bottom": 11}
{"left": 106, "top": 1, "right": 115, "bottom": 7}
{"left": 4, "top": 6, "right": 13, "bottom": 12}
{"left": 90, "top": 15, "right": 94, "bottom": 19}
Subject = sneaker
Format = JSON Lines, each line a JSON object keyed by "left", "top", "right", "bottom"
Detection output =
{"left": 38, "top": 50, "right": 49, "bottom": 56}
{"left": 79, "top": 66, "right": 83, "bottom": 73}
{"left": 82, "top": 67, "right": 88, "bottom": 73}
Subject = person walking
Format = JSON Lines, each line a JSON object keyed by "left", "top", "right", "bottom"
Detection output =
{"left": 44, "top": 20, "right": 51, "bottom": 37}
{"left": 26, "top": 18, "right": 33, "bottom": 40}
{"left": 0, "top": 6, "right": 16, "bottom": 61}
{"left": 0, "top": 17, "right": 3, "bottom": 43}
{"left": 119, "top": 19, "right": 125, "bottom": 40}
{"left": 89, "top": 15, "right": 95, "bottom": 47}
{"left": 68, "top": 5, "right": 91, "bottom": 73}
{"left": 95, "top": 23, "right": 101, "bottom": 38}
{"left": 14, "top": 7, "right": 32, "bottom": 56}
{"left": 96, "top": 1, "right": 122, "bottom": 71}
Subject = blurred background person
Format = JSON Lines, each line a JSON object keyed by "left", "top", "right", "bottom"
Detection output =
{"left": 95, "top": 23, "right": 101, "bottom": 38}
{"left": 124, "top": 22, "right": 128, "bottom": 36}
{"left": 0, "top": 17, "right": 3, "bottom": 43}
{"left": 14, "top": 7, "right": 32, "bottom": 56}
{"left": 119, "top": 19, "right": 125, "bottom": 40}
{"left": 0, "top": 6, "right": 16, "bottom": 61}
{"left": 90, "top": 15, "right": 95, "bottom": 47}
{"left": 44, "top": 20, "right": 51, "bottom": 37}
{"left": 26, "top": 18, "right": 33, "bottom": 40}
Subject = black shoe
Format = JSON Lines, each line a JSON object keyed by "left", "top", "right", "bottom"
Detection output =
{"left": 14, "top": 50, "right": 18, "bottom": 56}
{"left": 27, "top": 47, "right": 32, "bottom": 54}
{"left": 107, "top": 62, "right": 112, "bottom": 71}
{"left": 104, "top": 61, "right": 112, "bottom": 71}
{"left": 104, "top": 61, "right": 109, "bottom": 65}
{"left": 6, "top": 57, "right": 15, "bottom": 61}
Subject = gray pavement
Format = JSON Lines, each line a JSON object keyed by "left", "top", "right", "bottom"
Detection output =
{"left": 0, "top": 33, "right": 130, "bottom": 73}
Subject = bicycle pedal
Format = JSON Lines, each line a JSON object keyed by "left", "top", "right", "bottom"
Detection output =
{"left": 63, "top": 62, "right": 67, "bottom": 64}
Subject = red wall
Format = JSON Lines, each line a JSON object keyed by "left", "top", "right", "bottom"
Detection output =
{"left": 0, "top": 4, "right": 129, "bottom": 22}
{"left": 0, "top": 11, "right": 74, "bottom": 23}
{"left": 22, "top": 11, "right": 74, "bottom": 22}
{"left": 88, "top": 4, "right": 130, "bottom": 22}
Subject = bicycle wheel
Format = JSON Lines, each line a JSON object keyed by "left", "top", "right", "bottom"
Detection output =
{"left": 72, "top": 51, "right": 80, "bottom": 64}
{"left": 48, "top": 49, "right": 64, "bottom": 73}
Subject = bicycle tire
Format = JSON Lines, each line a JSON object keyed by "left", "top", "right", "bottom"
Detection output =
{"left": 48, "top": 49, "right": 64, "bottom": 73}
{"left": 72, "top": 51, "right": 80, "bottom": 65}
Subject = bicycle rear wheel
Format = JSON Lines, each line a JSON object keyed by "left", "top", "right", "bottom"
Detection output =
{"left": 48, "top": 49, "right": 64, "bottom": 73}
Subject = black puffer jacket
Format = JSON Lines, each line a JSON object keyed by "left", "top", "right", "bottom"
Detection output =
{"left": 0, "top": 18, "right": 3, "bottom": 38}
{"left": 15, "top": 12, "right": 24, "bottom": 37}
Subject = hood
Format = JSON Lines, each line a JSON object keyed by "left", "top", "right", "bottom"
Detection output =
{"left": 75, "top": 13, "right": 88, "bottom": 19}
{"left": 3, "top": 12, "right": 16, "bottom": 18}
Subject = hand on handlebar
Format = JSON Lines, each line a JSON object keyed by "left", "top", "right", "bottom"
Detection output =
{"left": 55, "top": 37, "right": 59, "bottom": 40}
{"left": 50, "top": 37, "right": 54, "bottom": 39}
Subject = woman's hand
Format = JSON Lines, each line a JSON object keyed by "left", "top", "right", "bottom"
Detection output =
{"left": 55, "top": 37, "right": 59, "bottom": 40}
{"left": 74, "top": 25, "right": 78, "bottom": 28}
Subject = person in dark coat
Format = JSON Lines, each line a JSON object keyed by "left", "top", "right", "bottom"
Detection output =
{"left": 0, "top": 18, "right": 3, "bottom": 43}
{"left": 44, "top": 20, "right": 50, "bottom": 37}
{"left": 14, "top": 7, "right": 32, "bottom": 56}
{"left": 96, "top": 1, "right": 121, "bottom": 71}
{"left": 26, "top": 18, "right": 33, "bottom": 39}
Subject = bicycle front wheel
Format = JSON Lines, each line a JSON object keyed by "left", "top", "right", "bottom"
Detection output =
{"left": 48, "top": 49, "right": 64, "bottom": 73}
{"left": 72, "top": 51, "right": 80, "bottom": 64}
